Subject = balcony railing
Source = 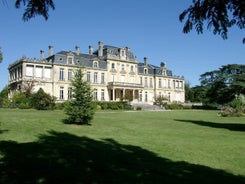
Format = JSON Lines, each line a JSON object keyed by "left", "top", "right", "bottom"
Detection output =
{"left": 108, "top": 82, "right": 144, "bottom": 88}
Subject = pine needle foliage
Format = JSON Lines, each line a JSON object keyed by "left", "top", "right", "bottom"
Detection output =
{"left": 65, "top": 68, "right": 95, "bottom": 125}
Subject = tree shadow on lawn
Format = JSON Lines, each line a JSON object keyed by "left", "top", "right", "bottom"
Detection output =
{"left": 0, "top": 131, "right": 244, "bottom": 184}
{"left": 175, "top": 119, "right": 245, "bottom": 132}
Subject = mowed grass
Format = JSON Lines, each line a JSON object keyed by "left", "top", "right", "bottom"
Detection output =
{"left": 0, "top": 108, "right": 245, "bottom": 183}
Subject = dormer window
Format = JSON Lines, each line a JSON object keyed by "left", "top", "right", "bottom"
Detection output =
{"left": 144, "top": 68, "right": 148, "bottom": 74}
{"left": 93, "top": 61, "right": 98, "bottom": 68}
{"left": 67, "top": 57, "right": 73, "bottom": 65}
{"left": 119, "top": 48, "right": 126, "bottom": 60}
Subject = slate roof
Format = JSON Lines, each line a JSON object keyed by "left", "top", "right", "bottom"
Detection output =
{"left": 45, "top": 47, "right": 177, "bottom": 77}
{"left": 138, "top": 63, "right": 173, "bottom": 76}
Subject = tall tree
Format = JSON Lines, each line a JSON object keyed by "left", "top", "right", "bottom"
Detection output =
{"left": 15, "top": 0, "right": 55, "bottom": 21}
{"left": 180, "top": 0, "right": 245, "bottom": 43}
{"left": 65, "top": 69, "right": 95, "bottom": 125}
{"left": 199, "top": 64, "right": 245, "bottom": 104}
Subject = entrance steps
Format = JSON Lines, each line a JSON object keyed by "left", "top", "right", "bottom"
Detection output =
{"left": 130, "top": 102, "right": 165, "bottom": 111}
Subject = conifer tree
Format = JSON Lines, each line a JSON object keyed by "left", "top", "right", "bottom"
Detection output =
{"left": 65, "top": 68, "right": 95, "bottom": 125}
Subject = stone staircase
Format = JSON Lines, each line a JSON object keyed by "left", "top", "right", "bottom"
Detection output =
{"left": 130, "top": 102, "right": 165, "bottom": 111}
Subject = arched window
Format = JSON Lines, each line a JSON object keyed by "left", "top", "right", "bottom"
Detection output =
{"left": 93, "top": 61, "right": 98, "bottom": 68}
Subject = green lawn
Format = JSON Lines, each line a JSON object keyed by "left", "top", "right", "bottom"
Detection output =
{"left": 0, "top": 108, "right": 245, "bottom": 183}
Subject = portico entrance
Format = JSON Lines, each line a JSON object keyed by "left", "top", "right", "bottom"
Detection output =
{"left": 108, "top": 82, "right": 143, "bottom": 102}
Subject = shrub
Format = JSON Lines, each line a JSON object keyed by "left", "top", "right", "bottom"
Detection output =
{"left": 136, "top": 106, "right": 142, "bottom": 111}
{"left": 94, "top": 102, "right": 132, "bottom": 110}
{"left": 218, "top": 106, "right": 245, "bottom": 117}
{"left": 164, "top": 103, "right": 183, "bottom": 110}
{"left": 10, "top": 91, "right": 31, "bottom": 109}
{"left": 31, "top": 88, "right": 55, "bottom": 110}
{"left": 55, "top": 101, "right": 68, "bottom": 110}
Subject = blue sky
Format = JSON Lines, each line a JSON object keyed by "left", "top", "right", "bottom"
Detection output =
{"left": 0, "top": 0, "right": 244, "bottom": 90}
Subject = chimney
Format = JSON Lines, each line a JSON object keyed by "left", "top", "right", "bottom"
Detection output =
{"left": 89, "top": 45, "right": 94, "bottom": 55}
{"left": 144, "top": 57, "right": 148, "bottom": 66}
{"left": 48, "top": 45, "right": 53, "bottom": 56}
{"left": 75, "top": 45, "right": 80, "bottom": 55}
{"left": 40, "top": 50, "right": 44, "bottom": 60}
{"left": 98, "top": 41, "right": 103, "bottom": 57}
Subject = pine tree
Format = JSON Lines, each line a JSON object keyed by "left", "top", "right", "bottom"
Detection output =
{"left": 65, "top": 68, "right": 95, "bottom": 124}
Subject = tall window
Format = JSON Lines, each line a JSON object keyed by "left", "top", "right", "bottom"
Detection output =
{"left": 158, "top": 79, "right": 162, "bottom": 88}
{"left": 111, "top": 75, "right": 115, "bottom": 82}
{"left": 94, "top": 72, "right": 98, "bottom": 83}
{"left": 59, "top": 87, "right": 64, "bottom": 100}
{"left": 101, "top": 89, "right": 105, "bottom": 101}
{"left": 144, "top": 77, "right": 148, "bottom": 87}
{"left": 111, "top": 63, "right": 115, "bottom": 69}
{"left": 94, "top": 89, "right": 98, "bottom": 101}
{"left": 26, "top": 65, "right": 34, "bottom": 76}
{"left": 150, "top": 78, "right": 153, "bottom": 88}
{"left": 130, "top": 76, "right": 134, "bottom": 83}
{"left": 68, "top": 87, "right": 72, "bottom": 100}
{"left": 68, "top": 57, "right": 73, "bottom": 64}
{"left": 140, "top": 77, "right": 142, "bottom": 84}
{"left": 130, "top": 65, "right": 134, "bottom": 72}
{"left": 121, "top": 64, "right": 125, "bottom": 71}
{"left": 139, "top": 91, "right": 142, "bottom": 102}
{"left": 59, "top": 68, "right": 64, "bottom": 80}
{"left": 86, "top": 71, "right": 91, "bottom": 82}
{"left": 44, "top": 67, "right": 51, "bottom": 78}
{"left": 145, "top": 92, "right": 148, "bottom": 102}
{"left": 35, "top": 66, "right": 42, "bottom": 78}
{"left": 101, "top": 73, "right": 105, "bottom": 84}
{"left": 68, "top": 69, "right": 72, "bottom": 81}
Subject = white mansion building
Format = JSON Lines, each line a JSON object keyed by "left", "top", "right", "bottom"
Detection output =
{"left": 8, "top": 41, "right": 185, "bottom": 104}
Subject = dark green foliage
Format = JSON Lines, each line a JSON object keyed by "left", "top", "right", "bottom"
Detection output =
{"left": 180, "top": 0, "right": 245, "bottom": 43}
{"left": 31, "top": 88, "right": 55, "bottom": 110}
{"left": 95, "top": 102, "right": 133, "bottom": 110}
{"left": 164, "top": 103, "right": 184, "bottom": 110}
{"left": 54, "top": 101, "right": 69, "bottom": 110}
{"left": 0, "top": 86, "right": 9, "bottom": 108}
{"left": 10, "top": 91, "right": 31, "bottom": 109}
{"left": 15, "top": 0, "right": 55, "bottom": 21}
{"left": 198, "top": 64, "right": 245, "bottom": 105}
{"left": 65, "top": 69, "right": 95, "bottom": 124}
{"left": 219, "top": 94, "right": 245, "bottom": 117}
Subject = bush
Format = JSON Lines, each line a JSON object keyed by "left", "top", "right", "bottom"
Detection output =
{"left": 164, "top": 103, "right": 183, "bottom": 110}
{"left": 136, "top": 106, "right": 142, "bottom": 111}
{"left": 218, "top": 106, "right": 245, "bottom": 117}
{"left": 55, "top": 101, "right": 69, "bottom": 110}
{"left": 31, "top": 88, "right": 55, "bottom": 110}
{"left": 95, "top": 102, "right": 132, "bottom": 110}
{"left": 10, "top": 91, "right": 31, "bottom": 109}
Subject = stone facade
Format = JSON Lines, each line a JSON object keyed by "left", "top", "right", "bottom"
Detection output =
{"left": 8, "top": 41, "right": 185, "bottom": 104}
